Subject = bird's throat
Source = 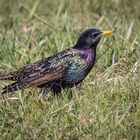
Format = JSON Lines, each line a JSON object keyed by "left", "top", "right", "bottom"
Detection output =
{"left": 77, "top": 48, "right": 96, "bottom": 65}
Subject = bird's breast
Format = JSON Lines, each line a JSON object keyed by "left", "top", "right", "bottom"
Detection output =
{"left": 63, "top": 64, "right": 88, "bottom": 87}
{"left": 62, "top": 52, "right": 96, "bottom": 86}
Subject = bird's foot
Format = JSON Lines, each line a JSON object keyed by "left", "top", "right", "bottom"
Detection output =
{"left": 39, "top": 95, "right": 46, "bottom": 104}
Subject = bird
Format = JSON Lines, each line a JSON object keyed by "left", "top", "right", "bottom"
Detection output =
{"left": 0, "top": 28, "right": 112, "bottom": 103}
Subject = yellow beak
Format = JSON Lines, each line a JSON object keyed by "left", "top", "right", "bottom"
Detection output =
{"left": 102, "top": 30, "right": 112, "bottom": 36}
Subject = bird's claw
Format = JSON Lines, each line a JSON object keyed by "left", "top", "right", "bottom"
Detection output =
{"left": 39, "top": 95, "right": 46, "bottom": 104}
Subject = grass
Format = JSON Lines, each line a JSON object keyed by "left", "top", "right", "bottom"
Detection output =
{"left": 0, "top": 0, "right": 140, "bottom": 139}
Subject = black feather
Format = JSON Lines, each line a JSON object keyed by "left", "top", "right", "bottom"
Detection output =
{"left": 0, "top": 28, "right": 110, "bottom": 97}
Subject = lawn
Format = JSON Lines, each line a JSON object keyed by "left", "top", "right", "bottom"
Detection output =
{"left": 0, "top": 0, "right": 140, "bottom": 139}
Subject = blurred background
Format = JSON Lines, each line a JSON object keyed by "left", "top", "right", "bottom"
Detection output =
{"left": 0, "top": 0, "right": 140, "bottom": 139}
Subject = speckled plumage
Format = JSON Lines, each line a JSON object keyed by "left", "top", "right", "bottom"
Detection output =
{"left": 0, "top": 28, "right": 111, "bottom": 99}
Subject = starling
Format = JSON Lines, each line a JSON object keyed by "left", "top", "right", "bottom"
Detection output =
{"left": 0, "top": 28, "right": 112, "bottom": 102}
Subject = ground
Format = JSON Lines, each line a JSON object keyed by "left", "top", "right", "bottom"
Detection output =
{"left": 0, "top": 0, "right": 140, "bottom": 139}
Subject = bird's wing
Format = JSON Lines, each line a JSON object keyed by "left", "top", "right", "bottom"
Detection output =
{"left": 10, "top": 48, "right": 79, "bottom": 87}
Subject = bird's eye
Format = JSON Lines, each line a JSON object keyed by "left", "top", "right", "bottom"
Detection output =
{"left": 90, "top": 33, "right": 99, "bottom": 39}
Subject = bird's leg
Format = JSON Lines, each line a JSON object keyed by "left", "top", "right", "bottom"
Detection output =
{"left": 52, "top": 85, "right": 61, "bottom": 97}
{"left": 40, "top": 87, "right": 50, "bottom": 104}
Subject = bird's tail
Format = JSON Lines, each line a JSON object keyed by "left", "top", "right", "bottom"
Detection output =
{"left": 0, "top": 72, "right": 16, "bottom": 81}
{"left": 1, "top": 82, "right": 25, "bottom": 94}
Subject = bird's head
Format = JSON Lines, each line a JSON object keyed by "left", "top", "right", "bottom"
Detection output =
{"left": 75, "top": 28, "right": 112, "bottom": 49}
